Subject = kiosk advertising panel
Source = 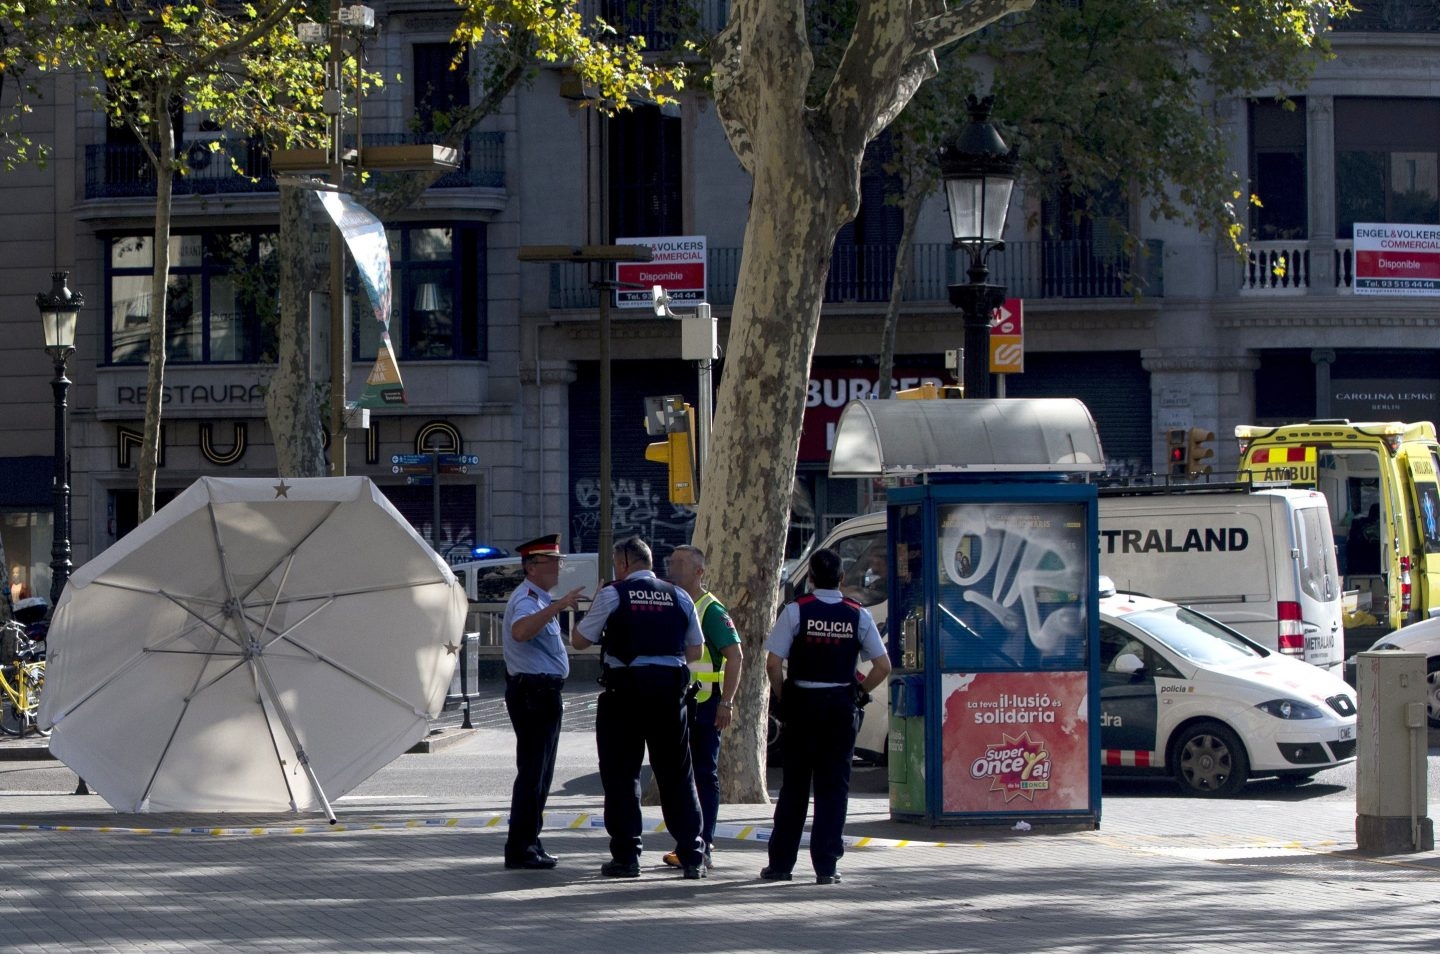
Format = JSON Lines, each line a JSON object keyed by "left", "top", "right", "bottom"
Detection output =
{"left": 940, "top": 671, "right": 1090, "bottom": 813}
{"left": 931, "top": 500, "right": 1094, "bottom": 816}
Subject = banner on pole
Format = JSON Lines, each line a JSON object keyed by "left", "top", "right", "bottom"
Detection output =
{"left": 316, "top": 190, "right": 405, "bottom": 406}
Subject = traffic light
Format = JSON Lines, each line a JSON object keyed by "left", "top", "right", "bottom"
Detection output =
{"left": 1186, "top": 428, "right": 1215, "bottom": 475}
{"left": 644, "top": 396, "right": 697, "bottom": 505}
{"left": 1165, "top": 428, "right": 1188, "bottom": 476}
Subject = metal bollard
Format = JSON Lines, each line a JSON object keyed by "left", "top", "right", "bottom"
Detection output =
{"left": 1354, "top": 651, "right": 1434, "bottom": 853}
{"left": 459, "top": 632, "right": 475, "bottom": 729}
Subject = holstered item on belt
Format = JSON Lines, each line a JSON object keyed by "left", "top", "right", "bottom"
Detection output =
{"left": 684, "top": 679, "right": 701, "bottom": 722}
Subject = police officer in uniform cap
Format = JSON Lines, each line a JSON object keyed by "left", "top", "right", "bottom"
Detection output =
{"left": 573, "top": 535, "right": 708, "bottom": 879}
{"left": 502, "top": 534, "right": 587, "bottom": 870}
{"left": 761, "top": 547, "right": 891, "bottom": 885}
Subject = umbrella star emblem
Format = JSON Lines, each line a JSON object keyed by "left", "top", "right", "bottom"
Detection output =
{"left": 273, "top": 480, "right": 291, "bottom": 498}
{"left": 445, "top": 641, "right": 460, "bottom": 655}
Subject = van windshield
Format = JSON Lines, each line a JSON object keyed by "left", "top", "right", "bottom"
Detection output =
{"left": 1129, "top": 606, "right": 1266, "bottom": 667}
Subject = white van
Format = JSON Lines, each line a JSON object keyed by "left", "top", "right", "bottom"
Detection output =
{"left": 1098, "top": 488, "right": 1343, "bottom": 672}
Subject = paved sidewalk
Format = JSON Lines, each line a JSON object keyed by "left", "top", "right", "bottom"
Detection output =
{"left": 1, "top": 726, "right": 1437, "bottom": 954}
{"left": 3, "top": 680, "right": 1437, "bottom": 952}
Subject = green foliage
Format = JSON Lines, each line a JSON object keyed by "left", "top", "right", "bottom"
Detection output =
{"left": 975, "top": 0, "right": 1355, "bottom": 250}
{"left": 454, "top": 0, "right": 687, "bottom": 112}
{"left": 0, "top": 0, "right": 67, "bottom": 168}
{"left": 42, "top": 0, "right": 332, "bottom": 161}
{"left": 798, "top": 0, "right": 1351, "bottom": 253}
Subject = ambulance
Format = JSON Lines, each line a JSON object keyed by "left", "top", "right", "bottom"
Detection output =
{"left": 1234, "top": 419, "right": 1440, "bottom": 653}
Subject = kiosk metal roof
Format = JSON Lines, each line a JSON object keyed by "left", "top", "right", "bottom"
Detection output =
{"left": 829, "top": 398, "right": 1106, "bottom": 477}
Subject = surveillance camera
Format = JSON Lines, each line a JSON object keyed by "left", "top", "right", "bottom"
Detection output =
{"left": 651, "top": 284, "right": 670, "bottom": 317}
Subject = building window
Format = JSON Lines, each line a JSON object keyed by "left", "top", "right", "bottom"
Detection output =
{"left": 105, "top": 230, "right": 278, "bottom": 365}
{"left": 412, "top": 42, "right": 470, "bottom": 133}
{"left": 1249, "top": 97, "right": 1308, "bottom": 240}
{"left": 609, "top": 104, "right": 682, "bottom": 238}
{"left": 829, "top": 131, "right": 902, "bottom": 302}
{"left": 1336, "top": 97, "right": 1440, "bottom": 239}
{"left": 353, "top": 223, "right": 487, "bottom": 361}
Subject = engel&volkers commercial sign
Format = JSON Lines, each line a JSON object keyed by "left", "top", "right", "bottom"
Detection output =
{"left": 1353, "top": 223, "right": 1440, "bottom": 296}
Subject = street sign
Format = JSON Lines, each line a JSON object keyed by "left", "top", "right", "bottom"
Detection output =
{"left": 405, "top": 475, "right": 433, "bottom": 486}
{"left": 989, "top": 297, "right": 1024, "bottom": 374}
{"left": 437, "top": 454, "right": 479, "bottom": 466}
{"left": 438, "top": 465, "right": 470, "bottom": 475}
{"left": 392, "top": 454, "right": 429, "bottom": 466}
{"left": 615, "top": 236, "right": 707, "bottom": 309}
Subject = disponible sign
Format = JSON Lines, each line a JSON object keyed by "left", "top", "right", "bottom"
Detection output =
{"left": 1353, "top": 223, "right": 1440, "bottom": 296}
{"left": 615, "top": 235, "right": 707, "bottom": 309}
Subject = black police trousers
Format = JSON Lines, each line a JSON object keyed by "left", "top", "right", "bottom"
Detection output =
{"left": 504, "top": 673, "right": 565, "bottom": 862}
{"left": 596, "top": 664, "right": 705, "bottom": 868}
{"left": 767, "top": 684, "right": 859, "bottom": 877}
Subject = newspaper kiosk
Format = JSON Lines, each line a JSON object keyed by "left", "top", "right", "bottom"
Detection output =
{"left": 830, "top": 398, "right": 1105, "bottom": 827}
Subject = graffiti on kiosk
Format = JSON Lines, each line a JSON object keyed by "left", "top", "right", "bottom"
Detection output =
{"left": 571, "top": 477, "right": 695, "bottom": 554}
{"left": 938, "top": 503, "right": 1087, "bottom": 661}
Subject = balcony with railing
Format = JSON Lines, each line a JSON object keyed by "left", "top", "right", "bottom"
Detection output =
{"left": 1240, "top": 240, "right": 1355, "bottom": 294}
{"left": 593, "top": 0, "right": 731, "bottom": 48}
{"left": 544, "top": 239, "right": 1165, "bottom": 308}
{"left": 84, "top": 132, "right": 506, "bottom": 200}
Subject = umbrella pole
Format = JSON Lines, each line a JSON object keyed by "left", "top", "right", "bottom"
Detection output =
{"left": 251, "top": 658, "right": 339, "bottom": 824}
{"left": 298, "top": 754, "right": 338, "bottom": 825}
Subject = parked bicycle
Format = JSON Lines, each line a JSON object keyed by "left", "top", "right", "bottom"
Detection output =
{"left": 0, "top": 617, "right": 47, "bottom": 737}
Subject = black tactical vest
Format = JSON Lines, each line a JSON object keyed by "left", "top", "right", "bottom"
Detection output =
{"left": 787, "top": 595, "right": 863, "bottom": 684}
{"left": 602, "top": 576, "right": 690, "bottom": 665}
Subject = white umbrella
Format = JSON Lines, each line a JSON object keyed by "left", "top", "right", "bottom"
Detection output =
{"left": 39, "top": 476, "right": 466, "bottom": 821}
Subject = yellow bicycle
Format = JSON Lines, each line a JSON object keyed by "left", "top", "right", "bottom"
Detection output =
{"left": 0, "top": 620, "right": 47, "bottom": 737}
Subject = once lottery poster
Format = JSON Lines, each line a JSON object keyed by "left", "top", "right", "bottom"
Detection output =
{"left": 940, "top": 671, "right": 1090, "bottom": 813}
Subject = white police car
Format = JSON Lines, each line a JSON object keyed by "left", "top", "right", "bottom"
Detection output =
{"left": 1099, "top": 581, "right": 1358, "bottom": 796}
{"left": 1354, "top": 616, "right": 1440, "bottom": 727}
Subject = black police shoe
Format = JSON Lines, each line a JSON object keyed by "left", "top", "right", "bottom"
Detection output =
{"left": 682, "top": 865, "right": 706, "bottom": 880}
{"left": 815, "top": 872, "right": 842, "bottom": 885}
{"left": 600, "top": 859, "right": 642, "bottom": 878}
{"left": 759, "top": 866, "right": 792, "bottom": 881}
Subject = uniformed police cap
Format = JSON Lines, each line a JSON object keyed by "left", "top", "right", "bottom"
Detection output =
{"left": 517, "top": 534, "right": 566, "bottom": 558}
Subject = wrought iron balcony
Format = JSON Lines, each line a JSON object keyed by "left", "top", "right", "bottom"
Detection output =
{"left": 593, "top": 0, "right": 731, "bottom": 49}
{"left": 544, "top": 239, "right": 1165, "bottom": 308}
{"left": 84, "top": 132, "right": 506, "bottom": 200}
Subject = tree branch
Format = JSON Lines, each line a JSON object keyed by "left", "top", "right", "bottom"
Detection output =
{"left": 193, "top": 0, "right": 303, "bottom": 75}
{"left": 713, "top": 0, "right": 813, "bottom": 176}
{"left": 914, "top": 0, "right": 1036, "bottom": 52}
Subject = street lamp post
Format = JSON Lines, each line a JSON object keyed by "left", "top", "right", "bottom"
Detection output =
{"left": 517, "top": 245, "right": 653, "bottom": 562}
{"left": 939, "top": 94, "right": 1018, "bottom": 400}
{"left": 37, "top": 271, "right": 84, "bottom": 608}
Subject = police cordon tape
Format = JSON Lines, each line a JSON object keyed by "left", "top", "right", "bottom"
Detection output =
{"left": 0, "top": 811, "right": 965, "bottom": 848}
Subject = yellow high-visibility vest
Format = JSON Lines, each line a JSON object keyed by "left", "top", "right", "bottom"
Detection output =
{"left": 688, "top": 591, "right": 727, "bottom": 704}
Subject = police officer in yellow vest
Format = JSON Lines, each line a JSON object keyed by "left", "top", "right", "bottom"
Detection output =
{"left": 661, "top": 544, "right": 742, "bottom": 869}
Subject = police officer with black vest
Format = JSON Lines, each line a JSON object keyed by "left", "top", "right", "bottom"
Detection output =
{"left": 573, "top": 535, "right": 708, "bottom": 880}
{"left": 761, "top": 547, "right": 891, "bottom": 885}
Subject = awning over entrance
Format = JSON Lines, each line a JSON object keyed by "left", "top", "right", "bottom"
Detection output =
{"left": 829, "top": 398, "right": 1106, "bottom": 477}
